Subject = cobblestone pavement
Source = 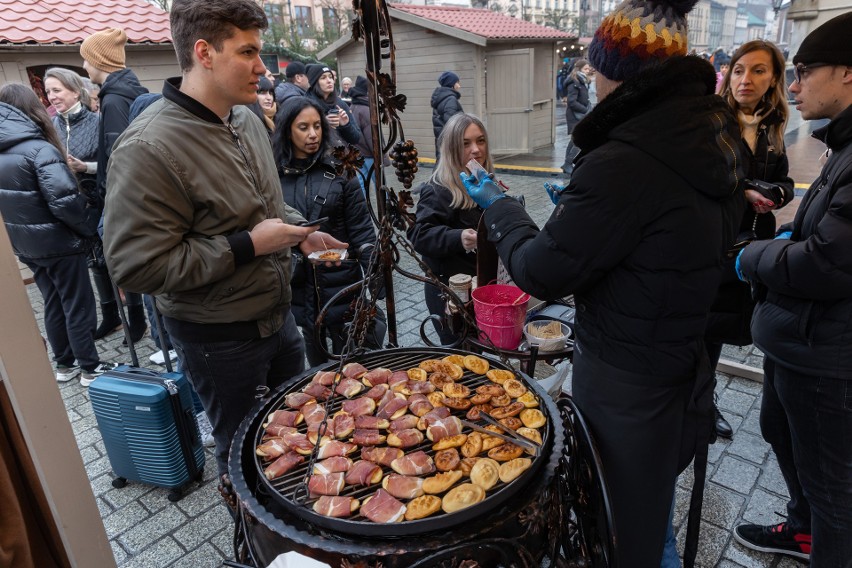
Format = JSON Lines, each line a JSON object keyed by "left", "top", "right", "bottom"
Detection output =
{"left": 27, "top": 168, "right": 805, "bottom": 568}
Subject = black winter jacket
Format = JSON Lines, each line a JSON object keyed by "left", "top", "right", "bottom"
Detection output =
{"left": 564, "top": 74, "right": 591, "bottom": 135}
{"left": 52, "top": 103, "right": 99, "bottom": 195}
{"left": 281, "top": 154, "right": 376, "bottom": 328}
{"left": 431, "top": 87, "right": 463, "bottom": 142}
{"left": 485, "top": 56, "right": 746, "bottom": 379}
{"left": 706, "top": 107, "right": 795, "bottom": 345}
{"left": 408, "top": 181, "right": 481, "bottom": 283}
{"left": 275, "top": 81, "right": 305, "bottom": 106}
{"left": 95, "top": 68, "right": 148, "bottom": 201}
{"left": 740, "top": 104, "right": 852, "bottom": 378}
{"left": 306, "top": 92, "right": 361, "bottom": 147}
{"left": 0, "top": 103, "right": 97, "bottom": 260}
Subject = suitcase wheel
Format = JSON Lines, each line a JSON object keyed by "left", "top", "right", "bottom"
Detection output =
{"left": 112, "top": 477, "right": 128, "bottom": 489}
{"left": 168, "top": 490, "right": 184, "bottom": 502}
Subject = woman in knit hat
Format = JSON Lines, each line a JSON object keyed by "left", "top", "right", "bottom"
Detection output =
{"left": 430, "top": 71, "right": 463, "bottom": 158}
{"left": 304, "top": 64, "right": 361, "bottom": 147}
{"left": 461, "top": 0, "right": 747, "bottom": 564}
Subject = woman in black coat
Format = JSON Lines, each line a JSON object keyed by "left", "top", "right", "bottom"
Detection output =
{"left": 561, "top": 59, "right": 591, "bottom": 174}
{"left": 707, "top": 40, "right": 794, "bottom": 437}
{"left": 0, "top": 84, "right": 104, "bottom": 384}
{"left": 274, "top": 97, "right": 381, "bottom": 366}
{"left": 408, "top": 113, "right": 489, "bottom": 344}
{"left": 304, "top": 64, "right": 361, "bottom": 148}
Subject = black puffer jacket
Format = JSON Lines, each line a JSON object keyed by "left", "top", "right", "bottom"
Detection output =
{"left": 0, "top": 103, "right": 97, "bottom": 259}
{"left": 431, "top": 86, "right": 463, "bottom": 142}
{"left": 306, "top": 92, "right": 361, "bottom": 147}
{"left": 281, "top": 154, "right": 376, "bottom": 327}
{"left": 706, "top": 107, "right": 795, "bottom": 345}
{"left": 408, "top": 180, "right": 481, "bottom": 282}
{"left": 564, "top": 73, "right": 591, "bottom": 135}
{"left": 740, "top": 104, "right": 852, "bottom": 378}
{"left": 96, "top": 68, "right": 148, "bottom": 200}
{"left": 485, "top": 56, "right": 746, "bottom": 379}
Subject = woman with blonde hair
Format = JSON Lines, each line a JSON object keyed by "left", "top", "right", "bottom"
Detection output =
{"left": 409, "top": 113, "right": 493, "bottom": 344}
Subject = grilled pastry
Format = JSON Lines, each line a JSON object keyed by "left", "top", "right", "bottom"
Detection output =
{"left": 503, "top": 378, "right": 527, "bottom": 398}
{"left": 418, "top": 359, "right": 443, "bottom": 372}
{"left": 432, "top": 434, "right": 467, "bottom": 451}
{"left": 404, "top": 495, "right": 442, "bottom": 520}
{"left": 488, "top": 443, "right": 525, "bottom": 462}
{"left": 407, "top": 368, "right": 427, "bottom": 382}
{"left": 428, "top": 372, "right": 454, "bottom": 388}
{"left": 442, "top": 354, "right": 466, "bottom": 367}
{"left": 499, "top": 458, "right": 532, "bottom": 483}
{"left": 469, "top": 458, "right": 500, "bottom": 490}
{"left": 466, "top": 404, "right": 493, "bottom": 421}
{"left": 485, "top": 369, "right": 513, "bottom": 384}
{"left": 499, "top": 417, "right": 523, "bottom": 430}
{"left": 516, "top": 427, "right": 543, "bottom": 448}
{"left": 442, "top": 383, "right": 471, "bottom": 398}
{"left": 481, "top": 433, "right": 505, "bottom": 452}
{"left": 490, "top": 394, "right": 512, "bottom": 408}
{"left": 422, "top": 470, "right": 463, "bottom": 494}
{"left": 463, "top": 355, "right": 490, "bottom": 375}
{"left": 520, "top": 408, "right": 546, "bottom": 428}
{"left": 470, "top": 392, "right": 492, "bottom": 405}
{"left": 458, "top": 457, "right": 480, "bottom": 476}
{"left": 442, "top": 396, "right": 472, "bottom": 410}
{"left": 461, "top": 432, "right": 484, "bottom": 458}
{"left": 435, "top": 361, "right": 464, "bottom": 380}
{"left": 490, "top": 401, "right": 525, "bottom": 419}
{"left": 476, "top": 384, "right": 506, "bottom": 397}
{"left": 434, "top": 448, "right": 461, "bottom": 472}
{"left": 442, "top": 483, "right": 485, "bottom": 513}
{"left": 427, "top": 391, "right": 446, "bottom": 408}
{"left": 517, "top": 392, "right": 539, "bottom": 408}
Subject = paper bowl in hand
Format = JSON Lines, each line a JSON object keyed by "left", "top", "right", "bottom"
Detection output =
{"left": 308, "top": 249, "right": 348, "bottom": 262}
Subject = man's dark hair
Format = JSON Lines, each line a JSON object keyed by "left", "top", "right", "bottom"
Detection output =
{"left": 170, "top": 0, "right": 267, "bottom": 72}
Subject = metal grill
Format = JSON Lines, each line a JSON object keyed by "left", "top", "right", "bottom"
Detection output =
{"left": 248, "top": 347, "right": 553, "bottom": 537}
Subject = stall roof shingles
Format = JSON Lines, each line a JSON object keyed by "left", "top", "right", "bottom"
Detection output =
{"left": 390, "top": 3, "right": 572, "bottom": 40}
{"left": 0, "top": 0, "right": 172, "bottom": 45}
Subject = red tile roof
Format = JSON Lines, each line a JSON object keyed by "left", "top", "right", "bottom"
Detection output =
{"left": 0, "top": 0, "right": 172, "bottom": 45}
{"left": 390, "top": 4, "right": 572, "bottom": 40}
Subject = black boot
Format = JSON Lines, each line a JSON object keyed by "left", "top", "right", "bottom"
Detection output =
{"left": 125, "top": 303, "right": 148, "bottom": 344}
{"left": 94, "top": 301, "right": 122, "bottom": 339}
{"left": 714, "top": 401, "right": 733, "bottom": 440}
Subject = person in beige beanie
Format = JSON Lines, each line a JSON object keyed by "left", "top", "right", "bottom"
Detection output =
{"left": 80, "top": 27, "right": 150, "bottom": 344}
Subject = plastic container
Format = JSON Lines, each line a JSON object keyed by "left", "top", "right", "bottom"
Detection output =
{"left": 472, "top": 284, "right": 530, "bottom": 350}
{"left": 523, "top": 321, "right": 572, "bottom": 353}
{"left": 448, "top": 274, "right": 473, "bottom": 303}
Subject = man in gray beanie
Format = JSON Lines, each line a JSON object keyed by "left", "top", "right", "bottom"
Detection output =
{"left": 734, "top": 12, "right": 852, "bottom": 564}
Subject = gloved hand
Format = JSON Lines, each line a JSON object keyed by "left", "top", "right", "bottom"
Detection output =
{"left": 735, "top": 248, "right": 747, "bottom": 282}
{"left": 461, "top": 170, "right": 506, "bottom": 209}
{"left": 544, "top": 182, "right": 567, "bottom": 205}
{"left": 774, "top": 230, "right": 792, "bottom": 240}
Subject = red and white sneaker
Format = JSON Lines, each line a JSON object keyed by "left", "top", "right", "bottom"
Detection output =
{"left": 734, "top": 522, "right": 811, "bottom": 560}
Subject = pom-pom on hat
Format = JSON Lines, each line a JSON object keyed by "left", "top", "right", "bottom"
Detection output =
{"left": 588, "top": 0, "right": 698, "bottom": 82}
{"left": 439, "top": 71, "right": 459, "bottom": 88}
{"left": 792, "top": 12, "right": 852, "bottom": 67}
{"left": 80, "top": 28, "right": 127, "bottom": 74}
{"left": 285, "top": 61, "right": 306, "bottom": 78}
{"left": 306, "top": 64, "right": 332, "bottom": 89}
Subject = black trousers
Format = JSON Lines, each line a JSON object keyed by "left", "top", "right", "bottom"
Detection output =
{"left": 25, "top": 254, "right": 99, "bottom": 371}
{"left": 572, "top": 346, "right": 713, "bottom": 567}
{"left": 424, "top": 282, "right": 459, "bottom": 345}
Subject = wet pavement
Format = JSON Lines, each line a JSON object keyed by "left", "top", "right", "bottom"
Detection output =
{"left": 28, "top": 103, "right": 829, "bottom": 568}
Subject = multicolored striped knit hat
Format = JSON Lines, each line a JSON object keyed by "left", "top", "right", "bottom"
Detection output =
{"left": 588, "top": 0, "right": 698, "bottom": 82}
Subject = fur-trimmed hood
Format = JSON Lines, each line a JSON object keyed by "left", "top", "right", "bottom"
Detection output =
{"left": 573, "top": 56, "right": 743, "bottom": 201}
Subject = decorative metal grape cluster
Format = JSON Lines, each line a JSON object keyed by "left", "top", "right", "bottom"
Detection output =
{"left": 389, "top": 140, "right": 418, "bottom": 189}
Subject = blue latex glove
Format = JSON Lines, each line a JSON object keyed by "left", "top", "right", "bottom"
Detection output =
{"left": 735, "top": 248, "right": 747, "bottom": 281}
{"left": 775, "top": 230, "right": 792, "bottom": 240}
{"left": 461, "top": 170, "right": 506, "bottom": 209}
{"left": 544, "top": 182, "right": 567, "bottom": 205}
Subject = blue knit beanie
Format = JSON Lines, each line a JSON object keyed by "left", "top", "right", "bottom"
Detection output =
{"left": 439, "top": 71, "right": 459, "bottom": 88}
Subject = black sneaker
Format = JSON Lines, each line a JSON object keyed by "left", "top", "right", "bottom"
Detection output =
{"left": 734, "top": 522, "right": 811, "bottom": 560}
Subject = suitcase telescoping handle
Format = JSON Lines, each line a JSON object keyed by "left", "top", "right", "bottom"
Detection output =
{"left": 110, "top": 279, "right": 140, "bottom": 367}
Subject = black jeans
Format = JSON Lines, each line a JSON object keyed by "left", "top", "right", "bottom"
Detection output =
{"left": 26, "top": 254, "right": 99, "bottom": 371}
{"left": 761, "top": 358, "right": 852, "bottom": 566}
{"left": 166, "top": 312, "right": 306, "bottom": 476}
{"left": 424, "top": 282, "right": 458, "bottom": 345}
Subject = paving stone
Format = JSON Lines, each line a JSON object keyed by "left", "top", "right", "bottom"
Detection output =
{"left": 721, "top": 344, "right": 753, "bottom": 364}
{"left": 79, "top": 444, "right": 101, "bottom": 465}
{"left": 740, "top": 407, "right": 763, "bottom": 436}
{"left": 727, "top": 376, "right": 763, "bottom": 396}
{"left": 63, "top": 392, "right": 88, "bottom": 411}
{"left": 65, "top": 407, "right": 83, "bottom": 423}
{"left": 72, "top": 423, "right": 103, "bottom": 448}
{"left": 172, "top": 505, "right": 231, "bottom": 549}
{"left": 741, "top": 488, "right": 789, "bottom": 526}
{"left": 102, "top": 502, "right": 150, "bottom": 539}
{"left": 168, "top": 543, "right": 226, "bottom": 568}
{"left": 712, "top": 457, "right": 761, "bottom": 495}
{"left": 209, "top": 529, "right": 235, "bottom": 560}
{"left": 717, "top": 561, "right": 748, "bottom": 568}
{"left": 121, "top": 537, "right": 185, "bottom": 568}
{"left": 708, "top": 438, "right": 731, "bottom": 464}
{"left": 175, "top": 484, "right": 223, "bottom": 517}
{"left": 777, "top": 557, "right": 809, "bottom": 567}
{"left": 96, "top": 496, "right": 114, "bottom": 517}
{"left": 70, "top": 413, "right": 99, "bottom": 436}
{"left": 701, "top": 483, "right": 745, "bottom": 530}
{"left": 675, "top": 520, "right": 728, "bottom": 567}
{"left": 723, "top": 539, "right": 776, "bottom": 567}
{"left": 757, "top": 458, "right": 789, "bottom": 499}
{"left": 745, "top": 355, "right": 765, "bottom": 368}
{"left": 727, "top": 432, "right": 771, "bottom": 465}
{"left": 86, "top": 455, "right": 113, "bottom": 479}
{"left": 102, "top": 481, "right": 155, "bottom": 509}
{"left": 110, "top": 540, "right": 129, "bottom": 566}
{"left": 119, "top": 505, "right": 188, "bottom": 553}
{"left": 717, "top": 389, "right": 757, "bottom": 419}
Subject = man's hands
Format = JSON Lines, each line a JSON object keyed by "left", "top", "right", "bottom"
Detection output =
{"left": 299, "top": 231, "right": 349, "bottom": 266}
{"left": 461, "top": 228, "right": 477, "bottom": 252}
{"left": 544, "top": 182, "right": 567, "bottom": 205}
{"left": 250, "top": 218, "right": 318, "bottom": 256}
{"left": 461, "top": 170, "right": 506, "bottom": 209}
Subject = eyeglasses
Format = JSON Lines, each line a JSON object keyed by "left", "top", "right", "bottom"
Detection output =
{"left": 793, "top": 62, "right": 832, "bottom": 83}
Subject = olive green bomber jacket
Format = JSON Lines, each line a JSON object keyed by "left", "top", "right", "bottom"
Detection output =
{"left": 103, "top": 79, "right": 306, "bottom": 337}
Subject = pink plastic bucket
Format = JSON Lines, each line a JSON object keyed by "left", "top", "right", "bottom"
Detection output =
{"left": 472, "top": 284, "right": 530, "bottom": 349}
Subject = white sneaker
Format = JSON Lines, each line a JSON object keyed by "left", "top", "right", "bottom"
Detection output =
{"left": 80, "top": 362, "right": 118, "bottom": 387}
{"left": 196, "top": 411, "right": 215, "bottom": 447}
{"left": 55, "top": 365, "right": 81, "bottom": 382}
{"left": 149, "top": 349, "right": 177, "bottom": 365}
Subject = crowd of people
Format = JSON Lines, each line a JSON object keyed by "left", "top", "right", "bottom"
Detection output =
{"left": 0, "top": 0, "right": 849, "bottom": 566}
